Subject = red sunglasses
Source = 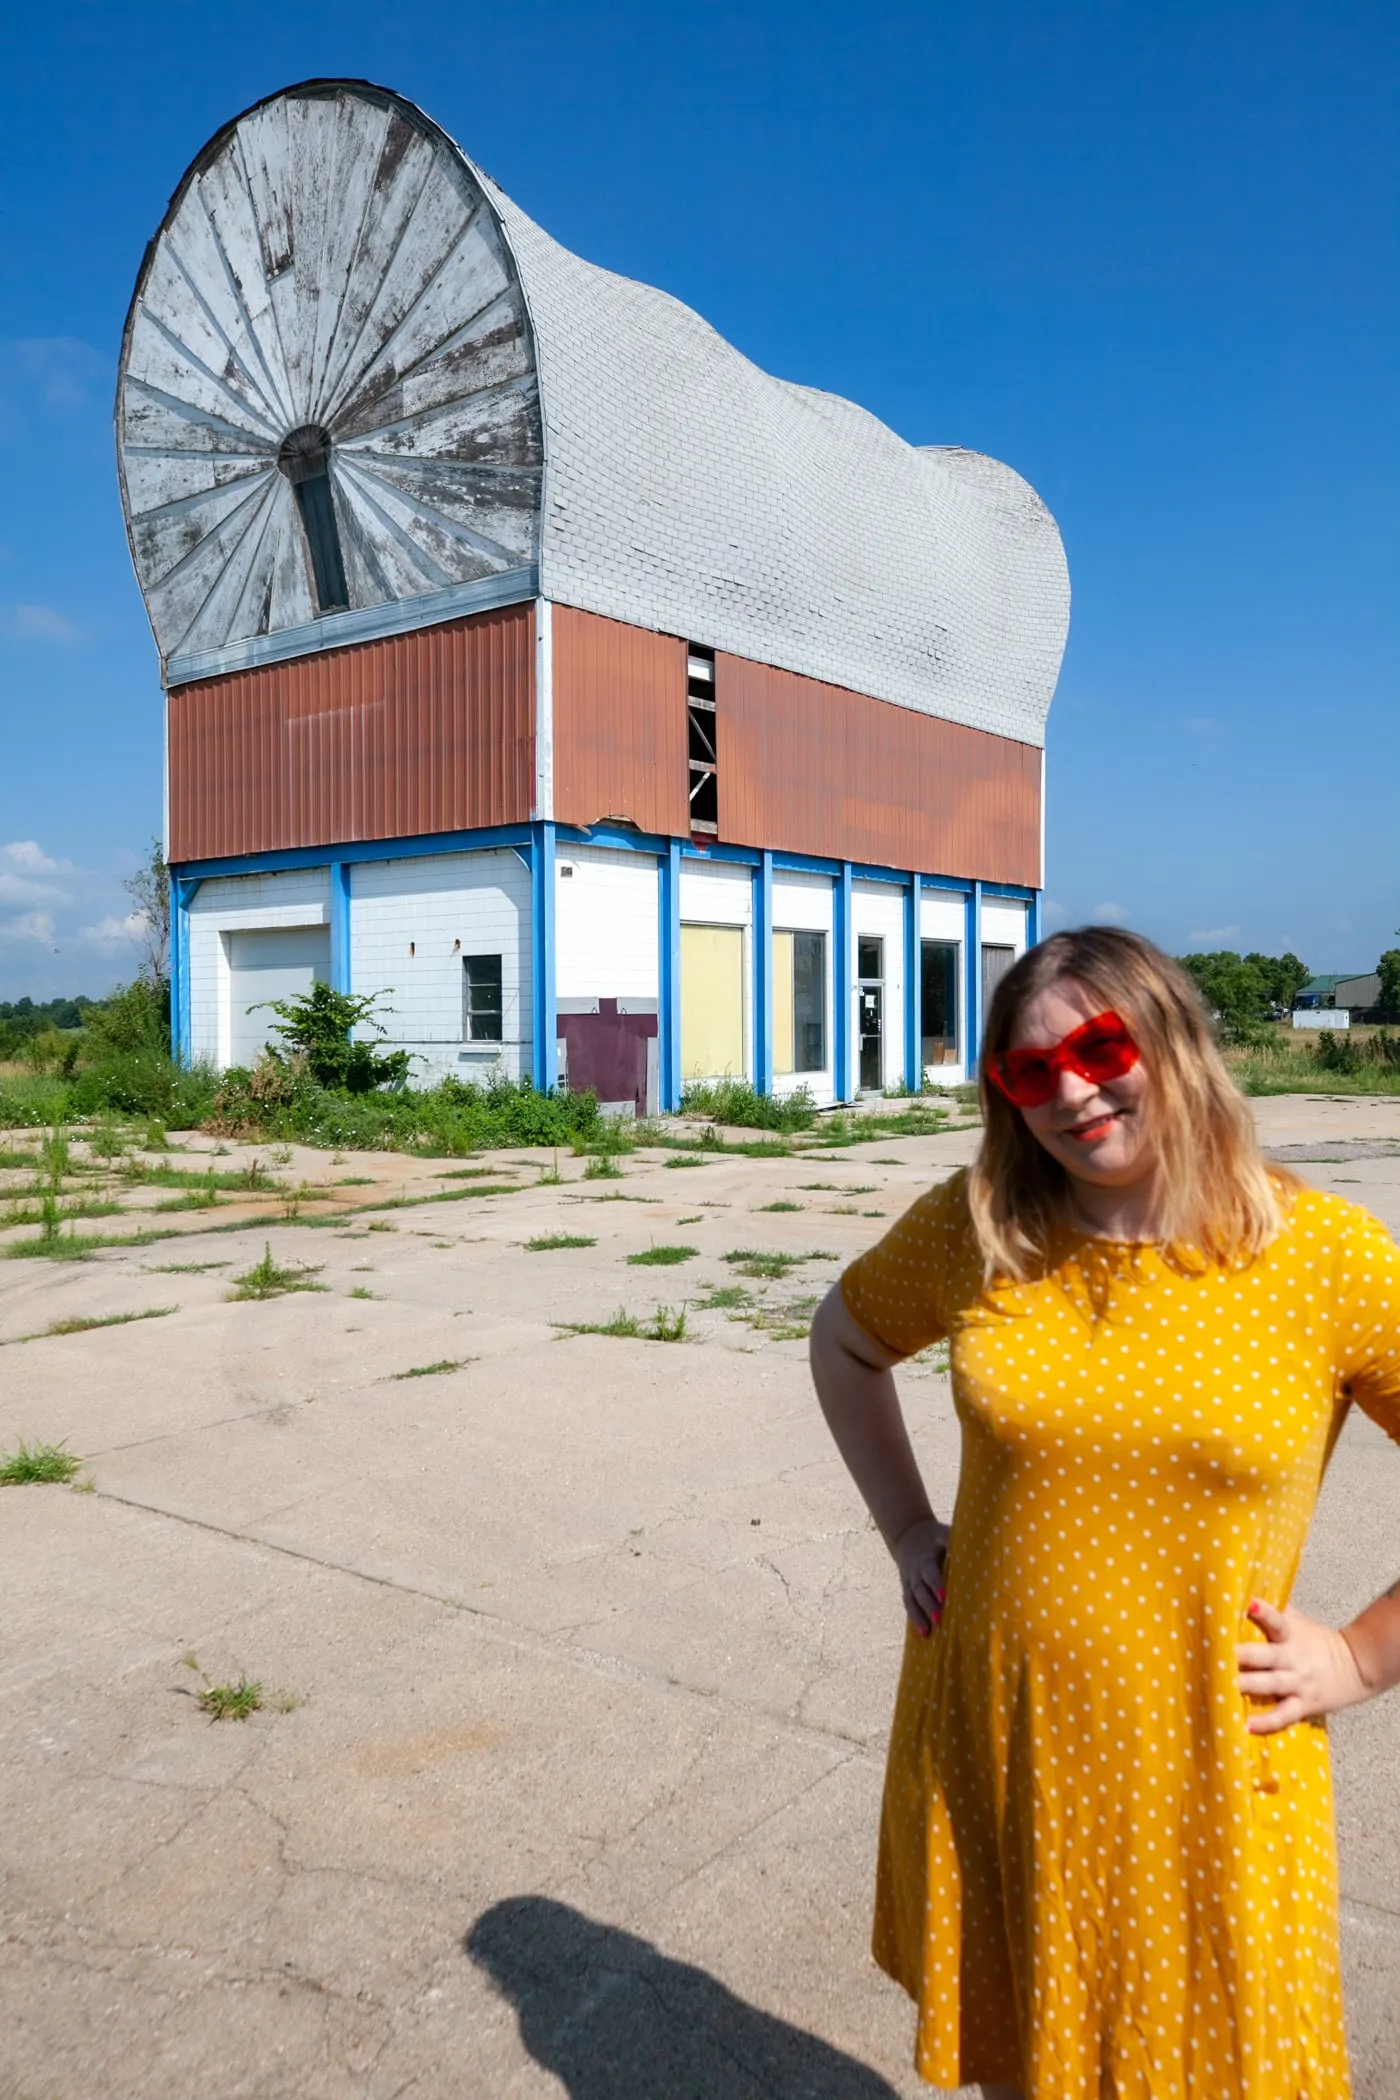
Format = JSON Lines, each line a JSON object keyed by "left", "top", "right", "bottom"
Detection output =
{"left": 986, "top": 1010, "right": 1140, "bottom": 1109}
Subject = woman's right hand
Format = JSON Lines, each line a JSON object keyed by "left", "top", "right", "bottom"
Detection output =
{"left": 893, "top": 1514, "right": 951, "bottom": 1636}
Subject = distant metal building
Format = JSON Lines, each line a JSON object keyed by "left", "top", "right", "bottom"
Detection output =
{"left": 116, "top": 79, "right": 1070, "bottom": 1109}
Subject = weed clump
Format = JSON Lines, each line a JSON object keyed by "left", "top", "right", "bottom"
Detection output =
{"left": 556, "top": 1305, "right": 687, "bottom": 1342}
{"left": 626, "top": 1244, "right": 697, "bottom": 1266}
{"left": 198, "top": 1675, "right": 263, "bottom": 1722}
{"left": 229, "top": 1244, "right": 326, "bottom": 1301}
{"left": 525, "top": 1233, "right": 597, "bottom": 1252}
{"left": 0, "top": 1439, "right": 82, "bottom": 1485}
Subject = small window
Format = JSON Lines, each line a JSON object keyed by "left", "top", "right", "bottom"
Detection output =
{"left": 857, "top": 936, "right": 883, "bottom": 982}
{"left": 463, "top": 954, "right": 503, "bottom": 1042}
{"left": 793, "top": 931, "right": 826, "bottom": 1073}
{"left": 921, "top": 940, "right": 959, "bottom": 1067}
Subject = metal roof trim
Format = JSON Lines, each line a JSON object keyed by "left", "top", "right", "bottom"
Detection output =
{"left": 164, "top": 564, "right": 538, "bottom": 686}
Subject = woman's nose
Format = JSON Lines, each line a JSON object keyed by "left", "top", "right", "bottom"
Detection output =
{"left": 1054, "top": 1066, "right": 1098, "bottom": 1108}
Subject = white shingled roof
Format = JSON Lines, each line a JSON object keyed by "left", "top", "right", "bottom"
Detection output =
{"left": 118, "top": 81, "right": 1068, "bottom": 744}
{"left": 492, "top": 180, "right": 1069, "bottom": 746}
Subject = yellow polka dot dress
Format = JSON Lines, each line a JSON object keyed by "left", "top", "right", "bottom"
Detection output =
{"left": 841, "top": 1175, "right": 1400, "bottom": 2098}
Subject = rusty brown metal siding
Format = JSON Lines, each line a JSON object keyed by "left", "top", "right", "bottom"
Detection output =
{"left": 168, "top": 604, "right": 535, "bottom": 861}
{"left": 716, "top": 655, "right": 1042, "bottom": 886}
{"left": 551, "top": 606, "right": 690, "bottom": 836}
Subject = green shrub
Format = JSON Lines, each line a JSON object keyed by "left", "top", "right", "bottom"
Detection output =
{"left": 205, "top": 1069, "right": 601, "bottom": 1155}
{"left": 679, "top": 1077, "right": 816, "bottom": 1132}
{"left": 1313, "top": 1032, "right": 1364, "bottom": 1075}
{"left": 254, "top": 982, "right": 412, "bottom": 1093}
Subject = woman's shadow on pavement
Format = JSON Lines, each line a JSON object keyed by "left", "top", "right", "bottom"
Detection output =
{"left": 466, "top": 1896, "right": 901, "bottom": 2099}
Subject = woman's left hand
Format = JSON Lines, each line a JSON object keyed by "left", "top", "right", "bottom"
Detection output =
{"left": 1236, "top": 1598, "right": 1371, "bottom": 1734}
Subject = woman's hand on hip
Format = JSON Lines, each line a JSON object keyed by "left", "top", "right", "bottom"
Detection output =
{"left": 1236, "top": 1598, "right": 1371, "bottom": 1733}
{"left": 893, "top": 1515, "right": 951, "bottom": 1637}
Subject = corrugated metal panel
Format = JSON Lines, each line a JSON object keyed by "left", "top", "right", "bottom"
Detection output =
{"left": 552, "top": 606, "right": 689, "bottom": 836}
{"left": 716, "top": 655, "right": 1042, "bottom": 887}
{"left": 169, "top": 602, "right": 534, "bottom": 861}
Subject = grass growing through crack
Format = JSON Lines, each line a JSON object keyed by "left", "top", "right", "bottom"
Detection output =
{"left": 626, "top": 1244, "right": 698, "bottom": 1266}
{"left": 392, "top": 1357, "right": 473, "bottom": 1379}
{"left": 799, "top": 1183, "right": 878, "bottom": 1194}
{"left": 348, "top": 1285, "right": 378, "bottom": 1299}
{"left": 697, "top": 1284, "right": 749, "bottom": 1310}
{"left": 556, "top": 1305, "right": 688, "bottom": 1342}
{"left": 664, "top": 1154, "right": 707, "bottom": 1169}
{"left": 525, "top": 1232, "right": 597, "bottom": 1251}
{"left": 582, "top": 1156, "right": 623, "bottom": 1181}
{"left": 0, "top": 1439, "right": 82, "bottom": 1485}
{"left": 198, "top": 1675, "right": 263, "bottom": 1722}
{"left": 723, "top": 1247, "right": 838, "bottom": 1280}
{"left": 146, "top": 1260, "right": 229, "bottom": 1273}
{"left": 757, "top": 1200, "right": 803, "bottom": 1212}
{"left": 9, "top": 1306, "right": 178, "bottom": 1344}
{"left": 228, "top": 1244, "right": 326, "bottom": 1301}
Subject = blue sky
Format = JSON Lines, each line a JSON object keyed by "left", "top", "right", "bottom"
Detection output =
{"left": 0, "top": 1, "right": 1395, "bottom": 999}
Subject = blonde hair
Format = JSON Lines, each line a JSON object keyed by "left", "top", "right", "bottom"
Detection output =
{"left": 967, "top": 926, "right": 1294, "bottom": 1282}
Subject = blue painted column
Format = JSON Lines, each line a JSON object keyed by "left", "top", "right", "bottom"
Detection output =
{"left": 834, "top": 861, "right": 854, "bottom": 1102}
{"left": 169, "top": 875, "right": 198, "bottom": 1066}
{"left": 531, "top": 821, "right": 557, "bottom": 1092}
{"left": 329, "top": 860, "right": 352, "bottom": 993}
{"left": 753, "top": 850, "right": 774, "bottom": 1096}
{"left": 658, "top": 839, "right": 683, "bottom": 1111}
{"left": 965, "top": 880, "right": 983, "bottom": 1076}
{"left": 1028, "top": 888, "right": 1043, "bottom": 949}
{"left": 904, "top": 872, "right": 922, "bottom": 1093}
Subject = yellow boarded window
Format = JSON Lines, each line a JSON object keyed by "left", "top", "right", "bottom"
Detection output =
{"left": 773, "top": 930, "right": 795, "bottom": 1074}
{"left": 681, "top": 924, "right": 745, "bottom": 1079}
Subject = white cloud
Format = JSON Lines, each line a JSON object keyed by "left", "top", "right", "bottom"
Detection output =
{"left": 1188, "top": 925, "right": 1242, "bottom": 945}
{"left": 75, "top": 912, "right": 145, "bottom": 950}
{"left": 0, "top": 910, "right": 57, "bottom": 946}
{"left": 1, "top": 602, "right": 81, "bottom": 645}
{"left": 0, "top": 872, "right": 62, "bottom": 908}
{"left": 1, "top": 839, "right": 68, "bottom": 873}
{"left": 1042, "top": 897, "right": 1069, "bottom": 929}
{"left": 1091, "top": 901, "right": 1131, "bottom": 926}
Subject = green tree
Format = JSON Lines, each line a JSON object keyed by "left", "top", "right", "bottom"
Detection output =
{"left": 1243, "top": 951, "right": 1310, "bottom": 1016}
{"left": 1178, "top": 948, "right": 1310, "bottom": 1026}
{"left": 122, "top": 837, "right": 170, "bottom": 989}
{"left": 257, "top": 982, "right": 412, "bottom": 1094}
{"left": 1377, "top": 950, "right": 1400, "bottom": 1021}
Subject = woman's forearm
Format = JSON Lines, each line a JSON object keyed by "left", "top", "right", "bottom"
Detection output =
{"left": 809, "top": 1285, "right": 934, "bottom": 1550}
{"left": 1341, "top": 1578, "right": 1400, "bottom": 1697}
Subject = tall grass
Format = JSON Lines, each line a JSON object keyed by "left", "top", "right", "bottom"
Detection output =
{"left": 679, "top": 1077, "right": 817, "bottom": 1132}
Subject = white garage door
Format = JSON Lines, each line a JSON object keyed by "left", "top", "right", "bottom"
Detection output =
{"left": 228, "top": 927, "right": 330, "bottom": 1068}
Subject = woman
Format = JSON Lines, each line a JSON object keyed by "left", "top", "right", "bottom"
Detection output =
{"left": 809, "top": 927, "right": 1400, "bottom": 2098}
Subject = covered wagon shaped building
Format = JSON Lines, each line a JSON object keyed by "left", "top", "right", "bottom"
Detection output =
{"left": 117, "top": 79, "right": 1069, "bottom": 1111}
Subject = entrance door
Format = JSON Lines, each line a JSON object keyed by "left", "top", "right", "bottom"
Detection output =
{"left": 857, "top": 935, "right": 883, "bottom": 1091}
{"left": 227, "top": 926, "right": 330, "bottom": 1067}
{"left": 680, "top": 924, "right": 744, "bottom": 1079}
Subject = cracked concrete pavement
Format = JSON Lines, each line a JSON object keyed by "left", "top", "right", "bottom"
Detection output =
{"left": 1, "top": 1098, "right": 1399, "bottom": 2097}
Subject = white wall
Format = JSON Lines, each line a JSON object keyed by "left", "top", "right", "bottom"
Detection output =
{"left": 556, "top": 845, "right": 658, "bottom": 1002}
{"left": 772, "top": 869, "right": 835, "bottom": 1107}
{"left": 679, "top": 858, "right": 751, "bottom": 927}
{"left": 188, "top": 867, "right": 330, "bottom": 1068}
{"left": 982, "top": 898, "right": 1029, "bottom": 953}
{"left": 350, "top": 850, "right": 533, "bottom": 1085}
{"left": 852, "top": 880, "right": 906, "bottom": 1094}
